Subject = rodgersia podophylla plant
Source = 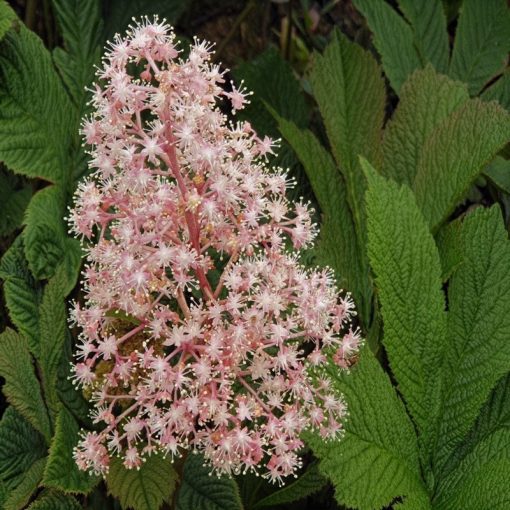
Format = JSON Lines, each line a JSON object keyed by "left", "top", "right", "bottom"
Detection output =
{"left": 68, "top": 18, "right": 361, "bottom": 484}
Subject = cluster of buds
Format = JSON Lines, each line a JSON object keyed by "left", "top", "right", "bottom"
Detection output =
{"left": 69, "top": 18, "right": 360, "bottom": 484}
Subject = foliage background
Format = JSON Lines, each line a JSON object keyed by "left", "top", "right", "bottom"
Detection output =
{"left": 0, "top": 0, "right": 509, "bottom": 509}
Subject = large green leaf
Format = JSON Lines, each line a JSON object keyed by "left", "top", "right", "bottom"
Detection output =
{"left": 353, "top": 0, "right": 422, "bottom": 93}
{"left": 433, "top": 428, "right": 510, "bottom": 509}
{"left": 310, "top": 29, "right": 385, "bottom": 246}
{"left": 0, "top": 167, "right": 32, "bottom": 237}
{"left": 56, "top": 343, "right": 91, "bottom": 426}
{"left": 3, "top": 457, "right": 45, "bottom": 510}
{"left": 0, "top": 0, "right": 16, "bottom": 42}
{"left": 0, "top": 329, "right": 51, "bottom": 443}
{"left": 175, "top": 454, "right": 243, "bottom": 510}
{"left": 482, "top": 70, "right": 510, "bottom": 111}
{"left": 273, "top": 115, "right": 371, "bottom": 326}
{"left": 0, "top": 24, "right": 72, "bottom": 183}
{"left": 484, "top": 156, "right": 510, "bottom": 194}
{"left": 397, "top": 0, "right": 449, "bottom": 73}
{"left": 0, "top": 235, "right": 42, "bottom": 354}
{"left": 449, "top": 0, "right": 510, "bottom": 96}
{"left": 435, "top": 218, "right": 463, "bottom": 283}
{"left": 307, "top": 348, "right": 429, "bottom": 510}
{"left": 441, "top": 372, "right": 510, "bottom": 478}
{"left": 23, "top": 185, "right": 67, "bottom": 280}
{"left": 43, "top": 407, "right": 99, "bottom": 494}
{"left": 106, "top": 454, "right": 177, "bottom": 510}
{"left": 433, "top": 206, "right": 510, "bottom": 471}
{"left": 413, "top": 99, "right": 510, "bottom": 230}
{"left": 27, "top": 490, "right": 81, "bottom": 510}
{"left": 39, "top": 270, "right": 69, "bottom": 419}
{"left": 0, "top": 407, "right": 46, "bottom": 488}
{"left": 252, "top": 462, "right": 326, "bottom": 509}
{"left": 51, "top": 0, "right": 102, "bottom": 109}
{"left": 382, "top": 66, "right": 469, "bottom": 187}
{"left": 364, "top": 160, "right": 446, "bottom": 456}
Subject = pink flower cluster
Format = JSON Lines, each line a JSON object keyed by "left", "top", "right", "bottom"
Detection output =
{"left": 69, "top": 18, "right": 360, "bottom": 484}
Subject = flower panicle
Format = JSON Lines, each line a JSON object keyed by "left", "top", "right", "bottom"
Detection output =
{"left": 69, "top": 18, "right": 361, "bottom": 485}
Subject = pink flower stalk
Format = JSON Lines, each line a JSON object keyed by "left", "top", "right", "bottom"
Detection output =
{"left": 69, "top": 17, "right": 360, "bottom": 484}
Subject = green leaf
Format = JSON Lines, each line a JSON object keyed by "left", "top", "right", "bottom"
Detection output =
{"left": 449, "top": 0, "right": 510, "bottom": 96}
{"left": 0, "top": 329, "right": 51, "bottom": 443}
{"left": 397, "top": 0, "right": 449, "bottom": 73}
{"left": 364, "top": 159, "right": 446, "bottom": 455}
{"left": 273, "top": 115, "right": 372, "bottom": 326}
{"left": 0, "top": 24, "right": 72, "bottom": 183}
{"left": 307, "top": 348, "right": 429, "bottom": 510}
{"left": 0, "top": 167, "right": 32, "bottom": 237}
{"left": 0, "top": 0, "right": 16, "bottom": 42}
{"left": 106, "top": 453, "right": 178, "bottom": 510}
{"left": 3, "top": 457, "right": 46, "bottom": 510}
{"left": 413, "top": 99, "right": 510, "bottom": 230}
{"left": 382, "top": 66, "right": 469, "bottom": 187}
{"left": 253, "top": 462, "right": 327, "bottom": 508}
{"left": 353, "top": 0, "right": 422, "bottom": 93}
{"left": 39, "top": 270, "right": 69, "bottom": 419}
{"left": 51, "top": 0, "right": 102, "bottom": 108}
{"left": 0, "top": 235, "right": 42, "bottom": 354}
{"left": 175, "top": 453, "right": 243, "bottom": 510}
{"left": 482, "top": 70, "right": 510, "bottom": 111}
{"left": 441, "top": 372, "right": 510, "bottom": 478}
{"left": 435, "top": 218, "right": 463, "bottom": 282}
{"left": 484, "top": 156, "right": 510, "bottom": 194}
{"left": 433, "top": 206, "right": 510, "bottom": 471}
{"left": 56, "top": 346, "right": 91, "bottom": 426}
{"left": 28, "top": 490, "right": 81, "bottom": 510}
{"left": 0, "top": 407, "right": 46, "bottom": 488}
{"left": 310, "top": 29, "right": 385, "bottom": 245}
{"left": 434, "top": 428, "right": 510, "bottom": 509}
{"left": 43, "top": 407, "right": 99, "bottom": 494}
{"left": 23, "top": 185, "right": 67, "bottom": 280}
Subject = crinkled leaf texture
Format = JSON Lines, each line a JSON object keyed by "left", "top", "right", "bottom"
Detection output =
{"left": 309, "top": 28, "right": 385, "bottom": 246}
{"left": 0, "top": 22, "right": 72, "bottom": 183}
{"left": 396, "top": 0, "right": 449, "bottom": 73}
{"left": 449, "top": 0, "right": 510, "bottom": 95}
{"left": 364, "top": 160, "right": 446, "bottom": 456}
{"left": 352, "top": 0, "right": 421, "bottom": 93}
{"left": 382, "top": 66, "right": 469, "bottom": 187}
{"left": 176, "top": 453, "right": 243, "bottom": 510}
{"left": 27, "top": 489, "right": 81, "bottom": 510}
{"left": 0, "top": 235, "right": 42, "bottom": 354}
{"left": 23, "top": 185, "right": 82, "bottom": 283}
{"left": 413, "top": 98, "right": 510, "bottom": 231}
{"left": 106, "top": 453, "right": 177, "bottom": 510}
{"left": 43, "top": 407, "right": 99, "bottom": 494}
{"left": 3, "top": 457, "right": 45, "bottom": 510}
{"left": 432, "top": 206, "right": 510, "bottom": 473}
{"left": 0, "top": 329, "right": 51, "bottom": 443}
{"left": 51, "top": 0, "right": 102, "bottom": 108}
{"left": 307, "top": 348, "right": 429, "bottom": 510}
{"left": 39, "top": 270, "right": 71, "bottom": 419}
{"left": 0, "top": 407, "right": 47, "bottom": 489}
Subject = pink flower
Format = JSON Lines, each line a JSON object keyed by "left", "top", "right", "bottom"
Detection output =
{"left": 69, "top": 17, "right": 360, "bottom": 483}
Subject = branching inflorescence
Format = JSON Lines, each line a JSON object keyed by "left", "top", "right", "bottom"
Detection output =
{"left": 69, "top": 18, "right": 361, "bottom": 484}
